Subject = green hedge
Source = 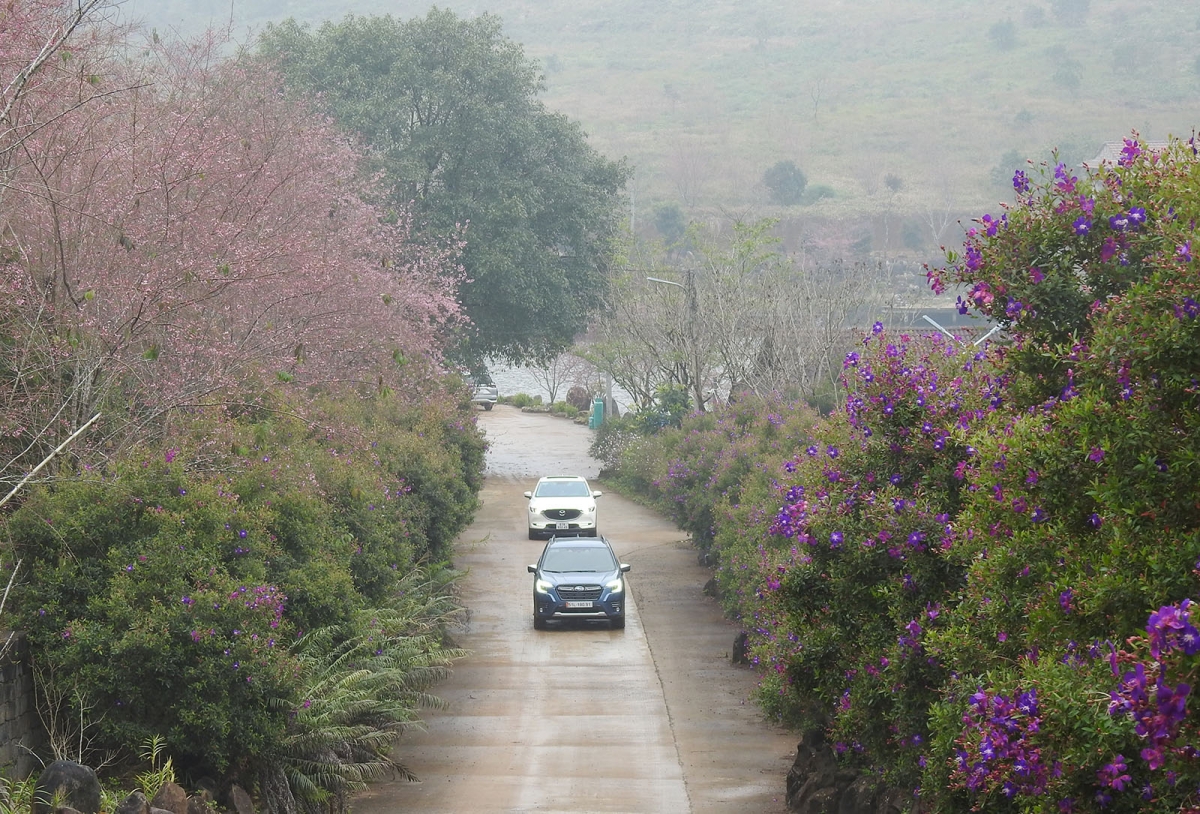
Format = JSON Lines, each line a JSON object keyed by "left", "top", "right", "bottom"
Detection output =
{"left": 8, "top": 393, "right": 484, "bottom": 803}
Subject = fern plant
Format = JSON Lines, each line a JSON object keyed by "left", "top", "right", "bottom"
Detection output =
{"left": 257, "top": 565, "right": 467, "bottom": 814}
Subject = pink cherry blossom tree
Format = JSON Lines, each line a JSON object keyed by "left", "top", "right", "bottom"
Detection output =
{"left": 2, "top": 24, "right": 464, "bottom": 475}
{"left": 1, "top": 0, "right": 123, "bottom": 203}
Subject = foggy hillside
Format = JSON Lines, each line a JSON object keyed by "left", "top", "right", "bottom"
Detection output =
{"left": 122, "top": 0, "right": 1200, "bottom": 253}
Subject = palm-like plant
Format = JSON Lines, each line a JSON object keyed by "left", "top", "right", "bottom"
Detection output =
{"left": 259, "top": 566, "right": 467, "bottom": 814}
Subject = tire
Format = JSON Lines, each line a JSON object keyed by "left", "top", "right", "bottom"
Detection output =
{"left": 528, "top": 527, "right": 539, "bottom": 540}
{"left": 482, "top": 402, "right": 494, "bottom": 411}
{"left": 611, "top": 616, "right": 625, "bottom": 630}
{"left": 534, "top": 615, "right": 547, "bottom": 630}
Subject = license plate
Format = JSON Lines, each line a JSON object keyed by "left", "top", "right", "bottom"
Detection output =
{"left": 555, "top": 522, "right": 569, "bottom": 529}
{"left": 565, "top": 600, "right": 593, "bottom": 609}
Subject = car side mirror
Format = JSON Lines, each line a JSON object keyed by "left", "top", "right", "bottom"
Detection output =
{"left": 527, "top": 564, "right": 538, "bottom": 573}
{"left": 524, "top": 491, "right": 533, "bottom": 499}
{"left": 592, "top": 490, "right": 603, "bottom": 498}
{"left": 620, "top": 563, "right": 631, "bottom": 572}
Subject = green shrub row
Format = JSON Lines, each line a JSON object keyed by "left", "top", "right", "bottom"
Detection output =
{"left": 7, "top": 392, "right": 485, "bottom": 811}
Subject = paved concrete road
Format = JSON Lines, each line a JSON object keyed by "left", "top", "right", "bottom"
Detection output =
{"left": 350, "top": 405, "right": 795, "bottom": 814}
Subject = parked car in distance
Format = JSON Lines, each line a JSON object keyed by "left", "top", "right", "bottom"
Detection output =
{"left": 468, "top": 375, "right": 498, "bottom": 410}
{"left": 524, "top": 475, "right": 601, "bottom": 539}
{"left": 528, "top": 535, "right": 630, "bottom": 630}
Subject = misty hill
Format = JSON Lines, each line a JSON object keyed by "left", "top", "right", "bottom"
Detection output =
{"left": 125, "top": 0, "right": 1200, "bottom": 251}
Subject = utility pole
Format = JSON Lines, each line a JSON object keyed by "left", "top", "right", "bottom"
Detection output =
{"left": 682, "top": 265, "right": 704, "bottom": 412}
{"left": 646, "top": 269, "right": 705, "bottom": 412}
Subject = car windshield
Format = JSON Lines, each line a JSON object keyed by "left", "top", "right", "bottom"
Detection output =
{"left": 534, "top": 480, "right": 591, "bottom": 498}
{"left": 541, "top": 546, "right": 617, "bottom": 573}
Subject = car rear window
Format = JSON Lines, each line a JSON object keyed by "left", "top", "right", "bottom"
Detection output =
{"left": 534, "top": 481, "right": 591, "bottom": 497}
{"left": 542, "top": 546, "right": 617, "bottom": 573}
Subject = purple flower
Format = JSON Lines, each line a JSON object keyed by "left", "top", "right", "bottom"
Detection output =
{"left": 1054, "top": 163, "right": 1077, "bottom": 193}
{"left": 1029, "top": 267, "right": 1045, "bottom": 284}
{"left": 872, "top": 321, "right": 884, "bottom": 335}
{"left": 164, "top": 448, "right": 179, "bottom": 463}
{"left": 1146, "top": 600, "right": 1200, "bottom": 658}
{"left": 1088, "top": 513, "right": 1103, "bottom": 529}
{"left": 1098, "top": 756, "right": 1131, "bottom": 791}
{"left": 1088, "top": 446, "right": 1106, "bottom": 463}
{"left": 1177, "top": 241, "right": 1192, "bottom": 262}
{"left": 830, "top": 531, "right": 844, "bottom": 547}
{"left": 1072, "top": 216, "right": 1091, "bottom": 236}
{"left": 1059, "top": 590, "right": 1073, "bottom": 613}
{"left": 1118, "top": 138, "right": 1141, "bottom": 166}
{"left": 1013, "top": 170, "right": 1030, "bottom": 193}
{"left": 1175, "top": 298, "right": 1200, "bottom": 320}
{"left": 238, "top": 529, "right": 248, "bottom": 538}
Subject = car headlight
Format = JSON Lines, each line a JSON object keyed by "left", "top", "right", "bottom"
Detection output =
{"left": 529, "top": 504, "right": 537, "bottom": 513}
{"left": 536, "top": 578, "right": 554, "bottom": 594}
{"left": 585, "top": 503, "right": 596, "bottom": 514}
{"left": 606, "top": 577, "right": 623, "bottom": 594}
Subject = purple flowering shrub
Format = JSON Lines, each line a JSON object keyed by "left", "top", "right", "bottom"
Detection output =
{"left": 920, "top": 135, "right": 1200, "bottom": 811}
{"left": 600, "top": 135, "right": 1200, "bottom": 811}
{"left": 929, "top": 137, "right": 1200, "bottom": 406}
{"left": 744, "top": 328, "right": 1002, "bottom": 784}
{"left": 643, "top": 395, "right": 820, "bottom": 552}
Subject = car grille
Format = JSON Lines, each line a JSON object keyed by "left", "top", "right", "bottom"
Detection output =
{"left": 557, "top": 585, "right": 602, "bottom": 601}
{"left": 541, "top": 508, "right": 581, "bottom": 521}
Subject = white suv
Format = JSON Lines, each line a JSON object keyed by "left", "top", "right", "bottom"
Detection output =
{"left": 468, "top": 377, "right": 498, "bottom": 410}
{"left": 525, "top": 476, "right": 602, "bottom": 539}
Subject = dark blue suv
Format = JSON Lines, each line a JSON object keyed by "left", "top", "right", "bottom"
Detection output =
{"left": 527, "top": 536, "right": 631, "bottom": 630}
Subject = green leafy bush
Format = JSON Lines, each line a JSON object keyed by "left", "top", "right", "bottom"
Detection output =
{"left": 9, "top": 392, "right": 484, "bottom": 796}
{"left": 500, "top": 392, "right": 542, "bottom": 408}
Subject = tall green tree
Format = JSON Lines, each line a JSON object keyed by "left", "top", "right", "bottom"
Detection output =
{"left": 259, "top": 10, "right": 629, "bottom": 365}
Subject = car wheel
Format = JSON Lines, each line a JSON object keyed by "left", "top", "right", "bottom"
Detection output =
{"left": 611, "top": 616, "right": 625, "bottom": 630}
{"left": 482, "top": 402, "right": 494, "bottom": 410}
{"left": 533, "top": 615, "right": 547, "bottom": 630}
{"left": 528, "top": 528, "right": 538, "bottom": 540}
